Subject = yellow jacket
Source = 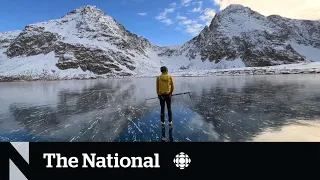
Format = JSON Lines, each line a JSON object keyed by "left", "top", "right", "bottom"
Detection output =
{"left": 156, "top": 73, "right": 174, "bottom": 95}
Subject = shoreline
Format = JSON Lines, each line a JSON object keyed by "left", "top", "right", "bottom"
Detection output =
{"left": 1, "top": 62, "right": 320, "bottom": 82}
{"left": 1, "top": 69, "right": 319, "bottom": 83}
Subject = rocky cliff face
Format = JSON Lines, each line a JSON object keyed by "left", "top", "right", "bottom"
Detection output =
{"left": 5, "top": 26, "right": 59, "bottom": 57}
{"left": 267, "top": 15, "right": 320, "bottom": 48}
{"left": 0, "top": 4, "right": 320, "bottom": 80}
{"left": 161, "top": 4, "right": 320, "bottom": 67}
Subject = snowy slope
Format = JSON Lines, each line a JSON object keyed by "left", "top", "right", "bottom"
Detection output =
{"left": 289, "top": 42, "right": 320, "bottom": 62}
{"left": 0, "top": 4, "right": 320, "bottom": 81}
{"left": 0, "top": 52, "right": 97, "bottom": 80}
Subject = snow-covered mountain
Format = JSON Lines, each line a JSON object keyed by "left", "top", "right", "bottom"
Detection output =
{"left": 160, "top": 4, "right": 320, "bottom": 67}
{"left": 0, "top": 5, "right": 158, "bottom": 80}
{"left": 0, "top": 4, "right": 320, "bottom": 81}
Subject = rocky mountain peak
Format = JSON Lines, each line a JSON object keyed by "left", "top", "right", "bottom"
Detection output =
{"left": 223, "top": 4, "right": 249, "bottom": 11}
{"left": 3, "top": 5, "right": 156, "bottom": 77}
{"left": 79, "top": 5, "right": 101, "bottom": 11}
{"left": 180, "top": 3, "right": 320, "bottom": 67}
{"left": 213, "top": 3, "right": 270, "bottom": 27}
{"left": 219, "top": 4, "right": 254, "bottom": 15}
{"left": 28, "top": 4, "right": 128, "bottom": 44}
{"left": 205, "top": 3, "right": 282, "bottom": 37}
{"left": 64, "top": 5, "right": 106, "bottom": 17}
{"left": 55, "top": 5, "right": 121, "bottom": 37}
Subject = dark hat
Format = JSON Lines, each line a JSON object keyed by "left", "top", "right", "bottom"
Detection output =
{"left": 160, "top": 66, "right": 168, "bottom": 72}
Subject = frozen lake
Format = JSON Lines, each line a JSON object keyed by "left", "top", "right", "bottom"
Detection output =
{"left": 0, "top": 75, "right": 320, "bottom": 142}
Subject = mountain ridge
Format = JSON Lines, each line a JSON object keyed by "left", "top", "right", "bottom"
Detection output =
{"left": 1, "top": 4, "right": 320, "bottom": 46}
{"left": 0, "top": 4, "right": 320, "bottom": 81}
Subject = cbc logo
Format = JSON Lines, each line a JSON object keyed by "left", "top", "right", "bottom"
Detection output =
{"left": 173, "top": 152, "right": 191, "bottom": 169}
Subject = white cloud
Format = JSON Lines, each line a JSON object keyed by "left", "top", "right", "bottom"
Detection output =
{"left": 162, "top": 19, "right": 174, "bottom": 25}
{"left": 156, "top": 7, "right": 175, "bottom": 25}
{"left": 170, "top": 2, "right": 177, "bottom": 7}
{"left": 138, "top": 12, "right": 147, "bottom": 16}
{"left": 186, "top": 23, "right": 204, "bottom": 36}
{"left": 176, "top": 13, "right": 188, "bottom": 20}
{"left": 175, "top": 27, "right": 182, "bottom": 31}
{"left": 213, "top": 0, "right": 320, "bottom": 20}
{"left": 181, "top": 0, "right": 192, "bottom": 7}
{"left": 154, "top": 1, "right": 212, "bottom": 35}
{"left": 192, "top": 1, "right": 203, "bottom": 12}
{"left": 199, "top": 8, "right": 216, "bottom": 25}
{"left": 156, "top": 8, "right": 175, "bottom": 20}
{"left": 180, "top": 19, "right": 197, "bottom": 25}
{"left": 175, "top": 13, "right": 204, "bottom": 36}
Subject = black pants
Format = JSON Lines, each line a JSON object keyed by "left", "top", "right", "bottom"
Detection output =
{"left": 159, "top": 95, "right": 172, "bottom": 123}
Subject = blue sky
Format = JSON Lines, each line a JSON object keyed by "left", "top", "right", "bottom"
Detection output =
{"left": 0, "top": 0, "right": 221, "bottom": 45}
